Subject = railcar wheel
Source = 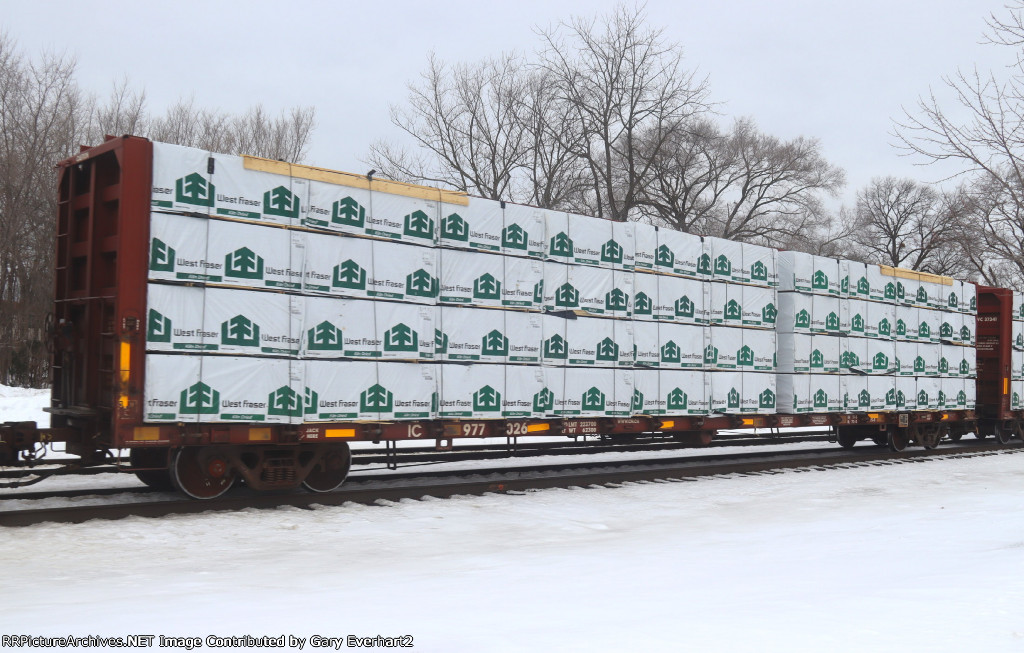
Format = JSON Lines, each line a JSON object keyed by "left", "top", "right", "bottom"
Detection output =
{"left": 994, "top": 422, "right": 1012, "bottom": 445}
{"left": 888, "top": 428, "right": 909, "bottom": 452}
{"left": 129, "top": 447, "right": 174, "bottom": 491}
{"left": 1013, "top": 421, "right": 1024, "bottom": 442}
{"left": 171, "top": 447, "right": 235, "bottom": 500}
{"left": 301, "top": 444, "right": 353, "bottom": 493}
{"left": 836, "top": 429, "right": 859, "bottom": 449}
{"left": 946, "top": 431, "right": 963, "bottom": 443}
{"left": 871, "top": 435, "right": 889, "bottom": 446}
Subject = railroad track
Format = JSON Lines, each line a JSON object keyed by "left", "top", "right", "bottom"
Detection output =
{"left": 0, "top": 431, "right": 833, "bottom": 481}
{"left": 2, "top": 440, "right": 1019, "bottom": 528}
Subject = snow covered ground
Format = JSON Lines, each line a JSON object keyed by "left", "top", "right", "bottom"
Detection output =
{"left": 3, "top": 386, "right": 1024, "bottom": 651}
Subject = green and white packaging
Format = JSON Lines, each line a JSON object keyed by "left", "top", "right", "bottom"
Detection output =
{"left": 894, "top": 305, "right": 918, "bottom": 341}
{"left": 657, "top": 275, "right": 708, "bottom": 324}
{"left": 305, "top": 178, "right": 372, "bottom": 235}
{"left": 842, "top": 375, "right": 870, "bottom": 411}
{"left": 939, "top": 312, "right": 963, "bottom": 344}
{"left": 305, "top": 233, "right": 438, "bottom": 304}
{"left": 633, "top": 222, "right": 658, "bottom": 271}
{"left": 659, "top": 369, "right": 708, "bottom": 415}
{"left": 867, "top": 375, "right": 896, "bottom": 410}
{"left": 439, "top": 197, "right": 503, "bottom": 252}
{"left": 436, "top": 306, "right": 506, "bottom": 362}
{"left": 742, "top": 242, "right": 777, "bottom": 288}
{"left": 896, "top": 376, "right": 918, "bottom": 410}
{"left": 705, "top": 327, "right": 743, "bottom": 370}
{"left": 630, "top": 368, "right": 661, "bottom": 414}
{"left": 631, "top": 321, "right": 662, "bottom": 367}
{"left": 863, "top": 339, "right": 896, "bottom": 374}
{"left": 438, "top": 363, "right": 540, "bottom": 419}
{"left": 305, "top": 361, "right": 435, "bottom": 421}
{"left": 846, "top": 299, "right": 867, "bottom": 336}
{"left": 708, "top": 281, "right": 743, "bottom": 326}
{"left": 632, "top": 272, "right": 658, "bottom": 321}
{"left": 148, "top": 213, "right": 218, "bottom": 283}
{"left": 613, "top": 221, "right": 637, "bottom": 270}
{"left": 778, "top": 373, "right": 839, "bottom": 413}
{"left": 778, "top": 333, "right": 813, "bottom": 373}
{"left": 204, "top": 287, "right": 299, "bottom": 356}
{"left": 563, "top": 211, "right": 627, "bottom": 269}
{"left": 563, "top": 316, "right": 634, "bottom": 367}
{"left": 547, "top": 367, "right": 633, "bottom": 417}
{"left": 961, "top": 281, "right": 977, "bottom": 314}
{"left": 808, "top": 374, "right": 842, "bottom": 412}
{"left": 866, "top": 264, "right": 895, "bottom": 302}
{"left": 501, "top": 202, "right": 545, "bottom": 258}
{"left": 365, "top": 189, "right": 438, "bottom": 246}
{"left": 200, "top": 355, "right": 299, "bottom": 423}
{"left": 744, "top": 329, "right": 776, "bottom": 372}
{"left": 207, "top": 219, "right": 304, "bottom": 290}
{"left": 779, "top": 251, "right": 839, "bottom": 294}
{"left": 658, "top": 323, "right": 707, "bottom": 369}
{"left": 865, "top": 300, "right": 895, "bottom": 339}
{"left": 777, "top": 373, "right": 810, "bottom": 413}
{"left": 920, "top": 343, "right": 941, "bottom": 377}
{"left": 302, "top": 296, "right": 434, "bottom": 360}
{"left": 439, "top": 249, "right": 507, "bottom": 307}
{"left": 777, "top": 292, "right": 812, "bottom": 333}
{"left": 917, "top": 376, "right": 941, "bottom": 410}
{"left": 144, "top": 354, "right": 202, "bottom": 422}
{"left": 210, "top": 153, "right": 305, "bottom": 226}
{"left": 896, "top": 340, "right": 918, "bottom": 376}
{"left": 706, "top": 370, "right": 743, "bottom": 414}
{"left": 742, "top": 372, "right": 777, "bottom": 414}
{"left": 705, "top": 236, "right": 743, "bottom": 283}
{"left": 941, "top": 377, "right": 964, "bottom": 409}
{"left": 655, "top": 228, "right": 704, "bottom": 277}
{"left": 844, "top": 260, "right": 870, "bottom": 299}
{"left": 810, "top": 334, "right": 840, "bottom": 373}
{"left": 961, "top": 314, "right": 975, "bottom": 346}
{"left": 742, "top": 285, "right": 778, "bottom": 328}
{"left": 964, "top": 378, "right": 976, "bottom": 409}
{"left": 840, "top": 336, "right": 868, "bottom": 373}
{"left": 145, "top": 284, "right": 209, "bottom": 351}
{"left": 502, "top": 256, "right": 544, "bottom": 308}
{"left": 151, "top": 142, "right": 213, "bottom": 215}
{"left": 809, "top": 294, "right": 841, "bottom": 334}
{"left": 917, "top": 307, "right": 940, "bottom": 343}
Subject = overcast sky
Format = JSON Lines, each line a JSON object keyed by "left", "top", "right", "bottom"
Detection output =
{"left": 2, "top": 0, "right": 1013, "bottom": 207}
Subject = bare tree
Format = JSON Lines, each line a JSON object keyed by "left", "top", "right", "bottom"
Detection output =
{"left": 368, "top": 53, "right": 531, "bottom": 199}
{"left": 0, "top": 34, "right": 87, "bottom": 387}
{"left": 895, "top": 1, "right": 1024, "bottom": 284}
{"left": 641, "top": 117, "right": 844, "bottom": 245}
{"left": 849, "top": 177, "right": 962, "bottom": 273}
{"left": 536, "top": 3, "right": 711, "bottom": 221}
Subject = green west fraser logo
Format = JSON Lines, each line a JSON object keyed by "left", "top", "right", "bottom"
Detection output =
{"left": 661, "top": 340, "right": 681, "bottom": 364}
{"left": 264, "top": 186, "right": 300, "bottom": 219}
{"left": 751, "top": 261, "right": 767, "bottom": 281}
{"left": 221, "top": 314, "right": 260, "bottom": 347}
{"left": 175, "top": 173, "right": 215, "bottom": 207}
{"left": 148, "top": 309, "right": 172, "bottom": 343}
{"left": 406, "top": 269, "right": 439, "bottom": 298}
{"left": 596, "top": 337, "right": 619, "bottom": 361}
{"left": 606, "top": 287, "right": 629, "bottom": 312}
{"left": 601, "top": 239, "right": 623, "bottom": 264}
{"left": 634, "top": 292, "right": 652, "bottom": 315}
{"left": 582, "top": 386, "right": 606, "bottom": 411}
{"left": 549, "top": 232, "right": 573, "bottom": 258}
{"left": 631, "top": 388, "right": 644, "bottom": 412}
{"left": 268, "top": 385, "right": 317, "bottom": 417}
{"left": 333, "top": 196, "right": 366, "bottom": 227}
{"left": 308, "top": 321, "right": 344, "bottom": 351}
{"left": 361, "top": 383, "right": 393, "bottom": 413}
{"left": 533, "top": 387, "right": 554, "bottom": 413}
{"left": 403, "top": 210, "right": 435, "bottom": 239}
{"left": 333, "top": 260, "right": 367, "bottom": 290}
{"left": 474, "top": 273, "right": 501, "bottom": 300}
{"left": 502, "top": 223, "right": 528, "bottom": 250}
{"left": 179, "top": 382, "right": 219, "bottom": 415}
{"left": 225, "top": 247, "right": 264, "bottom": 279}
{"left": 442, "top": 212, "right": 469, "bottom": 241}
{"left": 555, "top": 282, "right": 579, "bottom": 308}
{"left": 384, "top": 323, "right": 418, "bottom": 352}
{"left": 543, "top": 333, "right": 568, "bottom": 359}
{"left": 150, "top": 238, "right": 175, "bottom": 272}
{"left": 656, "top": 245, "right": 675, "bottom": 268}
{"left": 473, "top": 385, "right": 502, "bottom": 412}
{"left": 714, "top": 255, "right": 731, "bottom": 277}
{"left": 667, "top": 387, "right": 687, "bottom": 411}
{"left": 481, "top": 329, "right": 509, "bottom": 357}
